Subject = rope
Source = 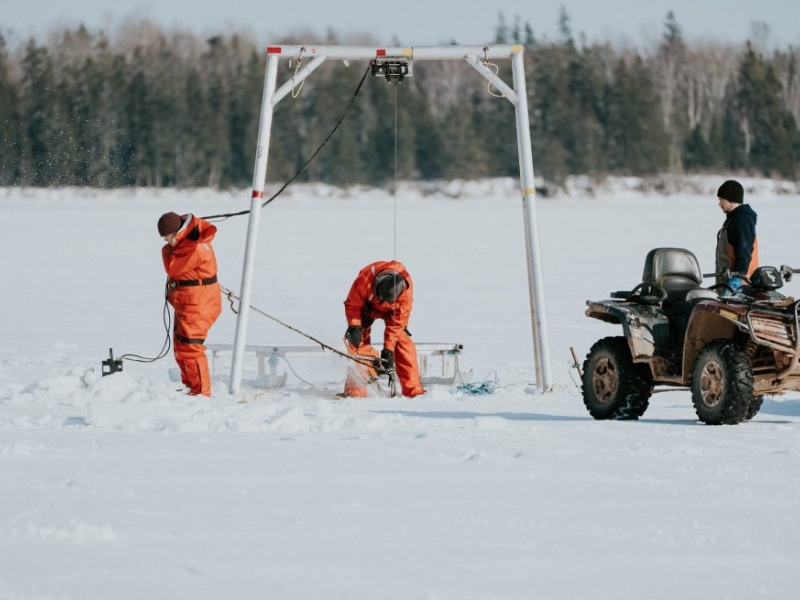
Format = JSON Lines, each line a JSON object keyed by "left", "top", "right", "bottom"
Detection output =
{"left": 453, "top": 371, "right": 500, "bottom": 395}
{"left": 202, "top": 64, "right": 372, "bottom": 223}
{"left": 568, "top": 366, "right": 580, "bottom": 387}
{"left": 220, "top": 285, "right": 379, "bottom": 371}
{"left": 290, "top": 46, "right": 306, "bottom": 99}
{"left": 119, "top": 282, "right": 172, "bottom": 364}
{"left": 278, "top": 354, "right": 317, "bottom": 387}
{"left": 483, "top": 60, "right": 505, "bottom": 98}
{"left": 568, "top": 346, "right": 583, "bottom": 387}
{"left": 482, "top": 48, "right": 504, "bottom": 99}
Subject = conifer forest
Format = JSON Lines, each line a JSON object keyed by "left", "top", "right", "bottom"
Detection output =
{"left": 1, "top": 12, "right": 799, "bottom": 190}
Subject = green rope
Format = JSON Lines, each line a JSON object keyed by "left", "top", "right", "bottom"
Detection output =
{"left": 452, "top": 372, "right": 500, "bottom": 395}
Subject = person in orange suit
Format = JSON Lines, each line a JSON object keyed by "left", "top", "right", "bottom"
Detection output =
{"left": 342, "top": 260, "right": 426, "bottom": 398}
{"left": 158, "top": 212, "right": 221, "bottom": 397}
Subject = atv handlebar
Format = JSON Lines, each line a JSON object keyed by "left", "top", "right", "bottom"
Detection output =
{"left": 780, "top": 265, "right": 800, "bottom": 282}
{"left": 703, "top": 266, "right": 800, "bottom": 283}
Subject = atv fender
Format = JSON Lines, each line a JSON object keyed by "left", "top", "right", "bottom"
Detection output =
{"left": 681, "top": 304, "right": 743, "bottom": 381}
{"left": 585, "top": 300, "right": 671, "bottom": 362}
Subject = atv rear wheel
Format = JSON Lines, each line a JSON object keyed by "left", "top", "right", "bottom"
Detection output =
{"left": 582, "top": 337, "right": 653, "bottom": 420}
{"left": 691, "top": 340, "right": 754, "bottom": 425}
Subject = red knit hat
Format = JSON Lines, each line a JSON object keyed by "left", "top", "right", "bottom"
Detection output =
{"left": 157, "top": 212, "right": 182, "bottom": 236}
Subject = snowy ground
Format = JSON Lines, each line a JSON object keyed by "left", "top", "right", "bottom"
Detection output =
{"left": 1, "top": 178, "right": 799, "bottom": 599}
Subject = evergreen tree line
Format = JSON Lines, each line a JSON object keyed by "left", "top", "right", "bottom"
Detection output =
{"left": 0, "top": 13, "right": 799, "bottom": 190}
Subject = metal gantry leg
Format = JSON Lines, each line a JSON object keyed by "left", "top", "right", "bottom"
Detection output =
{"left": 230, "top": 54, "right": 279, "bottom": 394}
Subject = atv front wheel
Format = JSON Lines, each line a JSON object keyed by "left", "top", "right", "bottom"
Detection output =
{"left": 744, "top": 395, "right": 764, "bottom": 421}
{"left": 691, "top": 340, "right": 754, "bottom": 425}
{"left": 582, "top": 337, "right": 653, "bottom": 420}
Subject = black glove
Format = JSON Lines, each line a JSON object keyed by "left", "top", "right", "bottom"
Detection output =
{"left": 380, "top": 348, "right": 395, "bottom": 370}
{"left": 345, "top": 325, "right": 363, "bottom": 349}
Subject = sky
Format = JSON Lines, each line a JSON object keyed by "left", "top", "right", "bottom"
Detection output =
{"left": 3, "top": 0, "right": 799, "bottom": 48}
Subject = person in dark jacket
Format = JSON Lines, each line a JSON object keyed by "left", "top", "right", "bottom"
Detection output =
{"left": 715, "top": 180, "right": 758, "bottom": 294}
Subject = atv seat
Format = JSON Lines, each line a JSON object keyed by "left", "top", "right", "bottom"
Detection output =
{"left": 643, "top": 248, "right": 718, "bottom": 353}
{"left": 642, "top": 248, "right": 718, "bottom": 303}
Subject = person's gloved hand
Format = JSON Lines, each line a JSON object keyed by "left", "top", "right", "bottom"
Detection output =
{"left": 380, "top": 348, "right": 394, "bottom": 370}
{"left": 345, "top": 325, "right": 362, "bottom": 349}
{"left": 728, "top": 276, "right": 744, "bottom": 292}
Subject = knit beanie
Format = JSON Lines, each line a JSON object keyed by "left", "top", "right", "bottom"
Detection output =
{"left": 717, "top": 180, "right": 744, "bottom": 204}
{"left": 157, "top": 212, "right": 183, "bottom": 236}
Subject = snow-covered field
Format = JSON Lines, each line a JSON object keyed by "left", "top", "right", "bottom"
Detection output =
{"left": 2, "top": 178, "right": 799, "bottom": 599}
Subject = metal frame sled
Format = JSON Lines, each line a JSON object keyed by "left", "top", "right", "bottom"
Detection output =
{"left": 207, "top": 342, "right": 467, "bottom": 389}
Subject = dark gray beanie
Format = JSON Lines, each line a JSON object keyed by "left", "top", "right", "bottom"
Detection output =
{"left": 374, "top": 270, "right": 406, "bottom": 302}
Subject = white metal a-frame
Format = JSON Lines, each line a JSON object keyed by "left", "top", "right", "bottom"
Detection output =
{"left": 229, "top": 44, "right": 553, "bottom": 394}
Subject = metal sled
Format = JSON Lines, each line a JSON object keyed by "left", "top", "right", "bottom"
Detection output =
{"left": 206, "top": 342, "right": 466, "bottom": 389}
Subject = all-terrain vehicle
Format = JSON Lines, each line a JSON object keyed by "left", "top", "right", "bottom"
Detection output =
{"left": 582, "top": 247, "right": 800, "bottom": 425}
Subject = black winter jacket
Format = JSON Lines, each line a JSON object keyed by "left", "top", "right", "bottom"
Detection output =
{"left": 716, "top": 204, "right": 758, "bottom": 276}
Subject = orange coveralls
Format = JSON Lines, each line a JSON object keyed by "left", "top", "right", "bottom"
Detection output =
{"left": 162, "top": 215, "right": 222, "bottom": 396}
{"left": 343, "top": 260, "right": 425, "bottom": 398}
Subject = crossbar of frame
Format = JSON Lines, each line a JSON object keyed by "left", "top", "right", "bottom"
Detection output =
{"left": 265, "top": 44, "right": 525, "bottom": 61}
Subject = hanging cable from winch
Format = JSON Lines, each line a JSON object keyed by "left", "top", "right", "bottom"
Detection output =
{"left": 202, "top": 63, "right": 372, "bottom": 223}
{"left": 392, "top": 82, "right": 398, "bottom": 260}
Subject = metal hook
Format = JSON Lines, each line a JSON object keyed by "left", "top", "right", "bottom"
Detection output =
{"left": 289, "top": 45, "right": 305, "bottom": 69}
{"left": 291, "top": 46, "right": 307, "bottom": 98}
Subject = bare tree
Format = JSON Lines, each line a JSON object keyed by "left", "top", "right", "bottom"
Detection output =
{"left": 651, "top": 12, "right": 688, "bottom": 173}
{"left": 684, "top": 42, "right": 739, "bottom": 135}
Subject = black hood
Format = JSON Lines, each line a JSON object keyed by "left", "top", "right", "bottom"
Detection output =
{"left": 726, "top": 203, "right": 757, "bottom": 226}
